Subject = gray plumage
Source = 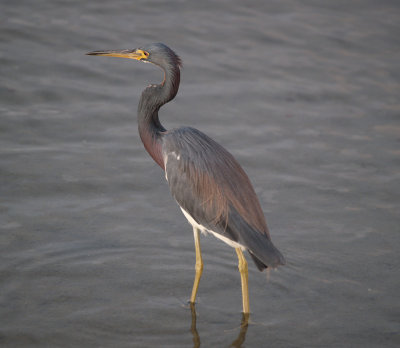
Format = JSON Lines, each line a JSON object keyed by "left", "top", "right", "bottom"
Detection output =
{"left": 163, "top": 127, "right": 285, "bottom": 269}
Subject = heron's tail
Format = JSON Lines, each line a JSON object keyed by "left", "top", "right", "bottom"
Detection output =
{"left": 220, "top": 206, "right": 285, "bottom": 270}
{"left": 248, "top": 241, "right": 286, "bottom": 271}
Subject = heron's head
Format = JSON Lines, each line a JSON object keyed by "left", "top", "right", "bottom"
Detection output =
{"left": 86, "top": 43, "right": 182, "bottom": 69}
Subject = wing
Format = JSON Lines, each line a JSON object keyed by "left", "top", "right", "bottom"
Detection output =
{"left": 162, "top": 127, "right": 285, "bottom": 269}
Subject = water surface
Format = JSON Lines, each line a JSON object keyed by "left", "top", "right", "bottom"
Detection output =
{"left": 1, "top": 1, "right": 399, "bottom": 347}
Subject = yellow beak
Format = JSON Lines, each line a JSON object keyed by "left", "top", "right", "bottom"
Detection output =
{"left": 86, "top": 49, "right": 148, "bottom": 60}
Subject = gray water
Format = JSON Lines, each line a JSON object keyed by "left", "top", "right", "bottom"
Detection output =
{"left": 1, "top": 1, "right": 399, "bottom": 347}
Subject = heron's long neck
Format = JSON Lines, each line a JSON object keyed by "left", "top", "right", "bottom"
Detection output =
{"left": 137, "top": 63, "right": 180, "bottom": 169}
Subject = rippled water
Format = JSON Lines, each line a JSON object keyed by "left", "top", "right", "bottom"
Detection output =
{"left": 1, "top": 1, "right": 399, "bottom": 347}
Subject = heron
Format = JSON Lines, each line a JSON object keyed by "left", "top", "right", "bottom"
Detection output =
{"left": 87, "top": 43, "right": 285, "bottom": 314}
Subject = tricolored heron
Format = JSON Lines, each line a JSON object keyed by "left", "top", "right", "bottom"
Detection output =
{"left": 87, "top": 43, "right": 285, "bottom": 313}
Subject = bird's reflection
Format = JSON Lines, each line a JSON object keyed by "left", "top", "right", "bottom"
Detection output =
{"left": 189, "top": 303, "right": 250, "bottom": 348}
{"left": 190, "top": 303, "right": 201, "bottom": 348}
{"left": 229, "top": 313, "right": 250, "bottom": 348}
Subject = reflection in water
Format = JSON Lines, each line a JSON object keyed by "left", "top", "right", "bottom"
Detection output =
{"left": 190, "top": 303, "right": 200, "bottom": 348}
{"left": 229, "top": 313, "right": 250, "bottom": 348}
{"left": 189, "top": 303, "right": 250, "bottom": 348}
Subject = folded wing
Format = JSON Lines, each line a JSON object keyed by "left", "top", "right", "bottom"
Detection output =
{"left": 162, "top": 127, "right": 285, "bottom": 269}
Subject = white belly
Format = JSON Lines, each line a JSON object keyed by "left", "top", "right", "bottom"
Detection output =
{"left": 180, "top": 207, "right": 245, "bottom": 250}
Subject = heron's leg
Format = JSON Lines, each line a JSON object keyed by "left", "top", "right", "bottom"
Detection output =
{"left": 235, "top": 248, "right": 250, "bottom": 314}
{"left": 190, "top": 227, "right": 203, "bottom": 303}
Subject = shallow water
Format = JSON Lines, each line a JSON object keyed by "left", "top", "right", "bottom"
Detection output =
{"left": 1, "top": 0, "right": 400, "bottom": 347}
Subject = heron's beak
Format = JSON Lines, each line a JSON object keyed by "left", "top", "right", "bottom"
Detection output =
{"left": 86, "top": 49, "right": 148, "bottom": 60}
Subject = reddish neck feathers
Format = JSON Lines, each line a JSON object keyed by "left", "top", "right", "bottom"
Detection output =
{"left": 137, "top": 60, "right": 180, "bottom": 170}
{"left": 138, "top": 119, "right": 164, "bottom": 168}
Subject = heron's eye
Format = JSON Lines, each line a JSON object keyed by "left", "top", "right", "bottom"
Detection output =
{"left": 143, "top": 51, "right": 149, "bottom": 57}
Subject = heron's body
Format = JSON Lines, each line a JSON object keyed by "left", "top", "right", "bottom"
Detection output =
{"left": 87, "top": 43, "right": 285, "bottom": 313}
{"left": 163, "top": 127, "right": 284, "bottom": 269}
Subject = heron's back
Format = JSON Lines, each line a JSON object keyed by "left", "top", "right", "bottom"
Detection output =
{"left": 162, "top": 127, "right": 285, "bottom": 269}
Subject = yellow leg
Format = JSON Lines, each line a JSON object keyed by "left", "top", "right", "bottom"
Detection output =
{"left": 235, "top": 248, "right": 250, "bottom": 314}
{"left": 190, "top": 227, "right": 203, "bottom": 303}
